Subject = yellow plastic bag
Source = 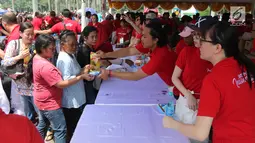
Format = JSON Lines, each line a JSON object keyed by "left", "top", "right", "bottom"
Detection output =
{"left": 89, "top": 52, "right": 101, "bottom": 75}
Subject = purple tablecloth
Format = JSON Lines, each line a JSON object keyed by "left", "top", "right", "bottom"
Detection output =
{"left": 71, "top": 105, "right": 190, "bottom": 143}
{"left": 95, "top": 74, "right": 173, "bottom": 105}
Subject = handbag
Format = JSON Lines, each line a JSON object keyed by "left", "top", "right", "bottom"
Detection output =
{"left": 0, "top": 40, "right": 24, "bottom": 80}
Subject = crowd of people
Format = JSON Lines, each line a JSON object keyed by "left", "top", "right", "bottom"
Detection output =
{"left": 0, "top": 7, "right": 255, "bottom": 143}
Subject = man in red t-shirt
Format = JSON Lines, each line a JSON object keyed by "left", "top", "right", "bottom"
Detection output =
{"left": 113, "top": 13, "right": 121, "bottom": 30}
{"left": 1, "top": 12, "right": 20, "bottom": 47}
{"left": 101, "top": 14, "right": 114, "bottom": 39}
{"left": 35, "top": 9, "right": 81, "bottom": 35}
{"left": 0, "top": 109, "right": 44, "bottom": 143}
{"left": 115, "top": 20, "right": 131, "bottom": 45}
{"left": 32, "top": 11, "right": 44, "bottom": 31}
{"left": 44, "top": 11, "right": 61, "bottom": 29}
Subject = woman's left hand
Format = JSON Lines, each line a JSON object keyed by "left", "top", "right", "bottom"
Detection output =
{"left": 98, "top": 68, "right": 109, "bottom": 80}
{"left": 81, "top": 65, "right": 94, "bottom": 74}
{"left": 163, "top": 116, "right": 179, "bottom": 129}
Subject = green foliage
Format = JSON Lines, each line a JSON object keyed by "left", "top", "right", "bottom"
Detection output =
{"left": 0, "top": 0, "right": 49, "bottom": 12}
{"left": 198, "top": 6, "right": 211, "bottom": 16}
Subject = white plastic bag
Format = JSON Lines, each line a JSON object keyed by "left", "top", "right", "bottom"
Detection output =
{"left": 175, "top": 95, "right": 199, "bottom": 124}
{"left": 0, "top": 78, "right": 10, "bottom": 114}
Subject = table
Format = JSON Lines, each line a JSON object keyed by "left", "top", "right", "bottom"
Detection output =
{"left": 71, "top": 105, "right": 190, "bottom": 143}
{"left": 95, "top": 74, "right": 174, "bottom": 105}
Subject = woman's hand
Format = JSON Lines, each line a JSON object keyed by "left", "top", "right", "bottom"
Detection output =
{"left": 123, "top": 14, "right": 132, "bottom": 23}
{"left": 98, "top": 68, "right": 109, "bottom": 80}
{"left": 80, "top": 73, "right": 95, "bottom": 81}
{"left": 81, "top": 65, "right": 95, "bottom": 74}
{"left": 186, "top": 92, "right": 197, "bottom": 111}
{"left": 95, "top": 50, "right": 106, "bottom": 58}
{"left": 18, "top": 49, "right": 30, "bottom": 60}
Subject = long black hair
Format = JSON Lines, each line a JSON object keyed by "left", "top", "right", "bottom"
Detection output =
{"left": 26, "top": 34, "right": 55, "bottom": 86}
{"left": 201, "top": 21, "right": 255, "bottom": 88}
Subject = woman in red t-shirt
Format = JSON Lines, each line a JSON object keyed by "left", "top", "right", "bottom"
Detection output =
{"left": 163, "top": 19, "right": 255, "bottom": 143}
{"left": 96, "top": 20, "right": 177, "bottom": 87}
{"left": 172, "top": 26, "right": 212, "bottom": 142}
{"left": 27, "top": 35, "right": 93, "bottom": 142}
{"left": 128, "top": 14, "right": 144, "bottom": 47}
{"left": 114, "top": 19, "right": 131, "bottom": 47}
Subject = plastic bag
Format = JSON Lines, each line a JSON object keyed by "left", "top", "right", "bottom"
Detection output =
{"left": 89, "top": 52, "right": 101, "bottom": 76}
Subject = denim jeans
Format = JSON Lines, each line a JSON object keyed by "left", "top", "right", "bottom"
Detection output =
{"left": 37, "top": 108, "right": 67, "bottom": 143}
{"left": 20, "top": 95, "right": 38, "bottom": 121}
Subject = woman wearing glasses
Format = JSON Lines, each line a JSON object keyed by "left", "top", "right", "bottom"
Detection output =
{"left": 2, "top": 22, "right": 38, "bottom": 121}
{"left": 171, "top": 26, "right": 212, "bottom": 143}
{"left": 163, "top": 18, "right": 255, "bottom": 143}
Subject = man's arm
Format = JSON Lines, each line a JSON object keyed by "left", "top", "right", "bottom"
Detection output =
{"left": 0, "top": 29, "right": 9, "bottom": 36}
{"left": 34, "top": 29, "right": 53, "bottom": 35}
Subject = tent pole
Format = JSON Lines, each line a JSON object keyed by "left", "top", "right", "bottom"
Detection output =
{"left": 81, "top": 0, "right": 86, "bottom": 31}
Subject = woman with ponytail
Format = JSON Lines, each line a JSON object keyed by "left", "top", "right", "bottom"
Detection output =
{"left": 163, "top": 17, "right": 255, "bottom": 143}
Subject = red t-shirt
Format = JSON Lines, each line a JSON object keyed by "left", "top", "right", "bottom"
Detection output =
{"left": 91, "top": 22, "right": 109, "bottom": 50}
{"left": 175, "top": 39, "right": 188, "bottom": 56}
{"left": 97, "top": 41, "right": 113, "bottom": 53}
{"left": 198, "top": 57, "right": 255, "bottom": 143}
{"left": 136, "top": 43, "right": 177, "bottom": 86}
{"left": 116, "top": 27, "right": 131, "bottom": 44}
{"left": 32, "top": 17, "right": 43, "bottom": 30}
{"left": 113, "top": 20, "right": 121, "bottom": 30}
{"left": 0, "top": 109, "right": 44, "bottom": 143}
{"left": 88, "top": 22, "right": 100, "bottom": 29}
{"left": 51, "top": 18, "right": 81, "bottom": 35}
{"left": 175, "top": 47, "right": 212, "bottom": 98}
{"left": 101, "top": 20, "right": 114, "bottom": 38}
{"left": 33, "top": 56, "right": 63, "bottom": 110}
{"left": 5, "top": 25, "right": 20, "bottom": 47}
{"left": 45, "top": 16, "right": 61, "bottom": 27}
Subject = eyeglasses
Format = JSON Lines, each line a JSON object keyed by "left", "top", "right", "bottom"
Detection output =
{"left": 199, "top": 38, "right": 214, "bottom": 44}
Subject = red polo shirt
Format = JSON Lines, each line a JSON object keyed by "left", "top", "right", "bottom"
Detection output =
{"left": 101, "top": 20, "right": 114, "bottom": 38}
{"left": 175, "top": 47, "right": 212, "bottom": 99}
{"left": 198, "top": 57, "right": 255, "bottom": 143}
{"left": 113, "top": 20, "right": 121, "bottom": 30}
{"left": 136, "top": 43, "right": 177, "bottom": 86}
{"left": 116, "top": 27, "right": 131, "bottom": 44}
{"left": 32, "top": 17, "right": 43, "bottom": 30}
{"left": 5, "top": 25, "right": 20, "bottom": 46}
{"left": 0, "top": 109, "right": 44, "bottom": 143}
{"left": 45, "top": 16, "right": 61, "bottom": 27}
{"left": 175, "top": 39, "right": 188, "bottom": 56}
{"left": 51, "top": 18, "right": 81, "bottom": 35}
